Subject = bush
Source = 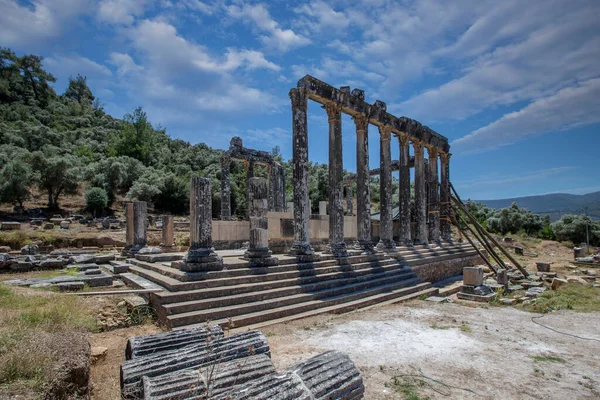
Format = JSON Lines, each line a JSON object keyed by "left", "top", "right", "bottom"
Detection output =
{"left": 85, "top": 187, "right": 108, "bottom": 217}
{"left": 552, "top": 214, "right": 600, "bottom": 246}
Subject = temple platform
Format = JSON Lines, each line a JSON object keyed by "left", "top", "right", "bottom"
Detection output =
{"left": 124, "top": 242, "right": 483, "bottom": 331}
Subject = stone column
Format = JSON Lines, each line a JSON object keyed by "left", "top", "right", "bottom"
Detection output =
{"left": 160, "top": 215, "right": 174, "bottom": 251}
{"left": 179, "top": 177, "right": 223, "bottom": 271}
{"left": 268, "top": 163, "right": 276, "bottom": 212}
{"left": 220, "top": 155, "right": 231, "bottom": 221}
{"left": 398, "top": 134, "right": 412, "bottom": 246}
{"left": 440, "top": 152, "right": 452, "bottom": 241}
{"left": 376, "top": 125, "right": 396, "bottom": 252}
{"left": 122, "top": 202, "right": 134, "bottom": 255}
{"left": 345, "top": 185, "right": 353, "bottom": 216}
{"left": 288, "top": 88, "right": 318, "bottom": 261}
{"left": 319, "top": 201, "right": 327, "bottom": 216}
{"left": 413, "top": 141, "right": 428, "bottom": 244}
{"left": 245, "top": 161, "right": 255, "bottom": 219}
{"left": 354, "top": 114, "right": 374, "bottom": 254}
{"left": 323, "top": 101, "right": 347, "bottom": 258}
{"left": 245, "top": 177, "right": 278, "bottom": 267}
{"left": 279, "top": 166, "right": 287, "bottom": 212}
{"left": 130, "top": 201, "right": 147, "bottom": 255}
{"left": 428, "top": 147, "right": 441, "bottom": 243}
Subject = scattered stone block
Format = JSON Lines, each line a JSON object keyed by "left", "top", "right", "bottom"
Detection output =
{"left": 11, "top": 261, "right": 33, "bottom": 272}
{"left": 566, "top": 276, "right": 588, "bottom": 285}
{"left": 112, "top": 280, "right": 125, "bottom": 288}
{"left": 525, "top": 287, "right": 546, "bottom": 298}
{"left": 551, "top": 278, "right": 568, "bottom": 290}
{"left": 30, "top": 282, "right": 53, "bottom": 288}
{"left": 522, "top": 281, "right": 544, "bottom": 289}
{"left": 497, "top": 269, "right": 508, "bottom": 285}
{"left": 91, "top": 346, "right": 108, "bottom": 364}
{"left": 425, "top": 296, "right": 449, "bottom": 303}
{"left": 94, "top": 254, "right": 115, "bottom": 264}
{"left": 501, "top": 298, "right": 517, "bottom": 305}
{"left": 20, "top": 244, "right": 39, "bottom": 255}
{"left": 137, "top": 247, "right": 162, "bottom": 255}
{"left": 68, "top": 263, "right": 99, "bottom": 271}
{"left": 463, "top": 266, "right": 484, "bottom": 286}
{"left": 515, "top": 246, "right": 524, "bottom": 255}
{"left": 84, "top": 269, "right": 102, "bottom": 275}
{"left": 56, "top": 281, "right": 85, "bottom": 291}
{"left": 122, "top": 295, "right": 148, "bottom": 311}
{"left": 574, "top": 247, "right": 586, "bottom": 259}
{"left": 0, "top": 246, "right": 11, "bottom": 252}
{"left": 104, "top": 261, "right": 131, "bottom": 274}
{"left": 536, "top": 262, "right": 551, "bottom": 272}
{"left": 43, "top": 223, "right": 54, "bottom": 230}
{"left": 39, "top": 258, "right": 65, "bottom": 269}
{"left": 70, "top": 254, "right": 95, "bottom": 264}
{"left": 1, "top": 222, "right": 21, "bottom": 231}
{"left": 60, "top": 220, "right": 70, "bottom": 229}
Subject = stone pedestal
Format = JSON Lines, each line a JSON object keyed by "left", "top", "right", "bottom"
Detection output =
{"left": 245, "top": 177, "right": 278, "bottom": 267}
{"left": 130, "top": 201, "right": 147, "bottom": 256}
{"left": 463, "top": 266, "right": 484, "bottom": 286}
{"left": 177, "top": 177, "right": 223, "bottom": 272}
{"left": 122, "top": 202, "right": 134, "bottom": 256}
{"left": 160, "top": 215, "right": 175, "bottom": 252}
{"left": 497, "top": 269, "right": 508, "bottom": 286}
{"left": 398, "top": 134, "right": 412, "bottom": 246}
{"left": 413, "top": 142, "right": 428, "bottom": 245}
{"left": 354, "top": 115, "right": 374, "bottom": 254}
{"left": 288, "top": 88, "right": 319, "bottom": 262}
{"left": 375, "top": 126, "right": 396, "bottom": 253}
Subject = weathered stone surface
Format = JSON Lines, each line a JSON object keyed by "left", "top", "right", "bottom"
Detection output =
{"left": 515, "top": 246, "right": 524, "bottom": 255}
{"left": 496, "top": 269, "right": 508, "bottom": 285}
{"left": 439, "top": 153, "right": 451, "bottom": 241}
{"left": 39, "top": 258, "right": 65, "bottom": 269}
{"left": 60, "top": 220, "right": 70, "bottom": 229}
{"left": 179, "top": 177, "right": 223, "bottom": 272}
{"left": 1, "top": 221, "right": 21, "bottom": 230}
{"left": 536, "top": 262, "right": 551, "bottom": 272}
{"left": 68, "top": 263, "right": 99, "bottom": 271}
{"left": 91, "top": 346, "right": 108, "bottom": 364}
{"left": 413, "top": 141, "right": 428, "bottom": 244}
{"left": 57, "top": 281, "right": 85, "bottom": 291}
{"left": 427, "top": 147, "right": 440, "bottom": 243}
{"left": 398, "top": 134, "right": 412, "bottom": 245}
{"left": 0, "top": 246, "right": 11, "bottom": 252}
{"left": 11, "top": 261, "right": 33, "bottom": 271}
{"left": 84, "top": 269, "right": 102, "bottom": 275}
{"left": 123, "top": 202, "right": 135, "bottom": 255}
{"left": 551, "top": 277, "right": 568, "bottom": 290}
{"left": 20, "top": 244, "right": 39, "bottom": 255}
{"left": 142, "top": 354, "right": 276, "bottom": 400}
{"left": 463, "top": 266, "right": 484, "bottom": 286}
{"left": 160, "top": 215, "right": 174, "bottom": 250}
{"left": 220, "top": 154, "right": 232, "bottom": 220}
{"left": 525, "top": 287, "right": 546, "bottom": 298}
{"left": 70, "top": 254, "right": 96, "bottom": 264}
{"left": 319, "top": 201, "right": 327, "bottom": 215}
{"left": 354, "top": 115, "right": 374, "bottom": 255}
{"left": 137, "top": 247, "right": 162, "bottom": 255}
{"left": 44, "top": 223, "right": 55, "bottom": 230}
{"left": 120, "top": 330, "right": 270, "bottom": 398}
{"left": 376, "top": 125, "right": 396, "bottom": 253}
{"left": 125, "top": 325, "right": 224, "bottom": 360}
{"left": 245, "top": 177, "right": 278, "bottom": 267}
{"left": 131, "top": 201, "right": 148, "bottom": 255}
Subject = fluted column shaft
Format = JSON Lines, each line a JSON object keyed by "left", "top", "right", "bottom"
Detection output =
{"left": 123, "top": 202, "right": 134, "bottom": 255}
{"left": 246, "top": 177, "right": 278, "bottom": 266}
{"left": 245, "top": 161, "right": 255, "bottom": 219}
{"left": 354, "top": 115, "right": 374, "bottom": 254}
{"left": 324, "top": 101, "right": 347, "bottom": 257}
{"left": 428, "top": 147, "right": 441, "bottom": 243}
{"left": 161, "top": 215, "right": 174, "bottom": 249}
{"left": 398, "top": 134, "right": 412, "bottom": 245}
{"left": 414, "top": 142, "right": 428, "bottom": 244}
{"left": 220, "top": 155, "right": 231, "bottom": 220}
{"left": 376, "top": 126, "right": 396, "bottom": 252}
{"left": 131, "top": 201, "right": 147, "bottom": 254}
{"left": 440, "top": 153, "right": 452, "bottom": 241}
{"left": 288, "top": 88, "right": 317, "bottom": 260}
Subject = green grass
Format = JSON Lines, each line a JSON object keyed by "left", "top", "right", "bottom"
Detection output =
{"left": 459, "top": 324, "right": 472, "bottom": 333}
{"left": 531, "top": 355, "right": 566, "bottom": 363}
{"left": 429, "top": 323, "right": 449, "bottom": 330}
{"left": 520, "top": 284, "right": 600, "bottom": 313}
{"left": 388, "top": 376, "right": 431, "bottom": 400}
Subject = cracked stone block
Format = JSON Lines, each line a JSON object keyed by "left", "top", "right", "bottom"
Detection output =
{"left": 463, "top": 266, "right": 484, "bottom": 286}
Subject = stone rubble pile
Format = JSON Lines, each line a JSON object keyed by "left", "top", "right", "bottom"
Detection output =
{"left": 120, "top": 326, "right": 364, "bottom": 400}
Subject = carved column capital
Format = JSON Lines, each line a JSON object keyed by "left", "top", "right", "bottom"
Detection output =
{"left": 323, "top": 101, "right": 343, "bottom": 122}
{"left": 427, "top": 146, "right": 439, "bottom": 160}
{"left": 289, "top": 87, "right": 308, "bottom": 110}
{"left": 352, "top": 114, "right": 369, "bottom": 132}
{"left": 399, "top": 132, "right": 410, "bottom": 147}
{"left": 378, "top": 124, "right": 392, "bottom": 140}
{"left": 439, "top": 152, "right": 451, "bottom": 163}
{"left": 413, "top": 140, "right": 424, "bottom": 155}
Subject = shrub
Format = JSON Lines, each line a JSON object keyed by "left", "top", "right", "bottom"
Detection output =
{"left": 85, "top": 187, "right": 108, "bottom": 217}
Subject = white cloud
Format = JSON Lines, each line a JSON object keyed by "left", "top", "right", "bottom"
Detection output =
{"left": 456, "top": 167, "right": 575, "bottom": 190}
{"left": 108, "top": 52, "right": 144, "bottom": 76}
{"left": 0, "top": 0, "right": 91, "bottom": 47}
{"left": 294, "top": 1, "right": 350, "bottom": 31}
{"left": 227, "top": 3, "right": 310, "bottom": 52}
{"left": 44, "top": 54, "right": 112, "bottom": 78}
{"left": 452, "top": 78, "right": 600, "bottom": 153}
{"left": 97, "top": 0, "right": 147, "bottom": 25}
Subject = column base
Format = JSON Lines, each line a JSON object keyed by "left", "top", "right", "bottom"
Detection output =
{"left": 355, "top": 240, "right": 376, "bottom": 255}
{"left": 121, "top": 246, "right": 132, "bottom": 256}
{"left": 413, "top": 239, "right": 429, "bottom": 246}
{"left": 324, "top": 242, "right": 348, "bottom": 258}
{"left": 128, "top": 245, "right": 147, "bottom": 257}
{"left": 177, "top": 248, "right": 224, "bottom": 272}
{"left": 160, "top": 245, "right": 176, "bottom": 253}
{"left": 288, "top": 242, "right": 320, "bottom": 263}
{"left": 375, "top": 239, "right": 397, "bottom": 253}
{"left": 398, "top": 238, "right": 413, "bottom": 247}
{"left": 243, "top": 248, "right": 279, "bottom": 267}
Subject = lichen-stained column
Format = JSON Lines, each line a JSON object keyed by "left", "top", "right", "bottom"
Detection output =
{"left": 245, "top": 177, "right": 279, "bottom": 267}
{"left": 345, "top": 186, "right": 354, "bottom": 216}
{"left": 413, "top": 141, "right": 429, "bottom": 245}
{"left": 440, "top": 152, "right": 452, "bottom": 241}
{"left": 323, "top": 101, "right": 348, "bottom": 257}
{"left": 122, "top": 202, "right": 134, "bottom": 255}
{"left": 428, "top": 147, "right": 441, "bottom": 243}
{"left": 279, "top": 165, "right": 287, "bottom": 212}
{"left": 179, "top": 177, "right": 223, "bottom": 272}
{"left": 160, "top": 215, "right": 174, "bottom": 251}
{"left": 376, "top": 125, "right": 396, "bottom": 252}
{"left": 398, "top": 134, "right": 412, "bottom": 246}
{"left": 220, "top": 154, "right": 231, "bottom": 221}
{"left": 353, "top": 114, "right": 374, "bottom": 254}
{"left": 288, "top": 88, "right": 318, "bottom": 261}
{"left": 267, "top": 163, "right": 276, "bottom": 212}
{"left": 245, "top": 161, "right": 255, "bottom": 219}
{"left": 131, "top": 201, "right": 147, "bottom": 255}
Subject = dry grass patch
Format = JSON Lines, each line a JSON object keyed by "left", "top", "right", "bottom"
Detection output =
{"left": 520, "top": 284, "right": 600, "bottom": 313}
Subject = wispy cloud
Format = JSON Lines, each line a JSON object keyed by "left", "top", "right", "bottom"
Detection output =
{"left": 455, "top": 167, "right": 576, "bottom": 190}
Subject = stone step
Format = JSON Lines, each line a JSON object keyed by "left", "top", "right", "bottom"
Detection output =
{"left": 167, "top": 275, "right": 425, "bottom": 328}
{"left": 174, "top": 282, "right": 436, "bottom": 331}
{"left": 161, "top": 268, "right": 417, "bottom": 316}
{"left": 401, "top": 249, "right": 479, "bottom": 266}
{"left": 392, "top": 245, "right": 475, "bottom": 261}
{"left": 129, "top": 257, "right": 402, "bottom": 292}
{"left": 120, "top": 272, "right": 166, "bottom": 292}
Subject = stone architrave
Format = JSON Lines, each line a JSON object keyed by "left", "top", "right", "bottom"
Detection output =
{"left": 160, "top": 215, "right": 175, "bottom": 251}
{"left": 245, "top": 161, "right": 255, "bottom": 219}
{"left": 323, "top": 101, "right": 347, "bottom": 258}
{"left": 398, "top": 134, "right": 412, "bottom": 246}
{"left": 440, "top": 153, "right": 452, "bottom": 241}
{"left": 376, "top": 126, "right": 396, "bottom": 252}
{"left": 220, "top": 155, "right": 231, "bottom": 221}
{"left": 130, "top": 201, "right": 147, "bottom": 255}
{"left": 353, "top": 114, "right": 374, "bottom": 254}
{"left": 245, "top": 177, "right": 278, "bottom": 267}
{"left": 288, "top": 88, "right": 318, "bottom": 262}
{"left": 178, "top": 177, "right": 223, "bottom": 272}
{"left": 413, "top": 141, "right": 429, "bottom": 245}
{"left": 428, "top": 147, "right": 441, "bottom": 243}
{"left": 122, "top": 202, "right": 134, "bottom": 256}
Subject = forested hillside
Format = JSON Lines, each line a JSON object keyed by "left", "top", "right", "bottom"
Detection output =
{"left": 0, "top": 48, "right": 396, "bottom": 218}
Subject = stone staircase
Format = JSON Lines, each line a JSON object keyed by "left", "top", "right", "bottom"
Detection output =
{"left": 125, "top": 242, "right": 479, "bottom": 331}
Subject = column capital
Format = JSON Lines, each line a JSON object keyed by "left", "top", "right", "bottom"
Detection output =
{"left": 427, "top": 146, "right": 439, "bottom": 159}
{"left": 352, "top": 114, "right": 369, "bottom": 132}
{"left": 378, "top": 124, "right": 392, "bottom": 140}
{"left": 398, "top": 132, "right": 410, "bottom": 147}
{"left": 413, "top": 140, "right": 424, "bottom": 155}
{"left": 439, "top": 152, "right": 452, "bottom": 163}
{"left": 323, "top": 101, "right": 343, "bottom": 122}
{"left": 289, "top": 87, "right": 308, "bottom": 109}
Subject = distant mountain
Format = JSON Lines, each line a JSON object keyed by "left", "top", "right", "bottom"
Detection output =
{"left": 475, "top": 191, "right": 600, "bottom": 222}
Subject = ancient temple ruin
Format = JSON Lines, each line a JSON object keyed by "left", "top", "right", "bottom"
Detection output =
{"left": 220, "top": 137, "right": 286, "bottom": 220}
{"left": 289, "top": 75, "right": 452, "bottom": 259}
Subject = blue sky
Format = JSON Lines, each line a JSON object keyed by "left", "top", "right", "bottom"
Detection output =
{"left": 2, "top": 0, "right": 600, "bottom": 200}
